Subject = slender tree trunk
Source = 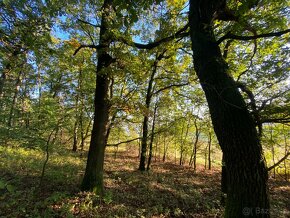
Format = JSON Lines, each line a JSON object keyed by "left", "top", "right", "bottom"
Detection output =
{"left": 208, "top": 131, "right": 212, "bottom": 170}
{"left": 147, "top": 101, "right": 158, "bottom": 170}
{"left": 162, "top": 134, "right": 167, "bottom": 162}
{"left": 81, "top": 0, "right": 112, "bottom": 195}
{"left": 72, "top": 119, "right": 78, "bottom": 152}
{"left": 189, "top": 118, "right": 200, "bottom": 172}
{"left": 283, "top": 125, "right": 288, "bottom": 180}
{"left": 179, "top": 121, "right": 186, "bottom": 166}
{"left": 189, "top": 1, "right": 269, "bottom": 217}
{"left": 139, "top": 59, "right": 158, "bottom": 171}
{"left": 72, "top": 85, "right": 80, "bottom": 152}
{"left": 204, "top": 145, "right": 207, "bottom": 170}
{"left": 0, "top": 71, "right": 7, "bottom": 100}
{"left": 270, "top": 125, "right": 276, "bottom": 178}
{"left": 8, "top": 71, "right": 22, "bottom": 127}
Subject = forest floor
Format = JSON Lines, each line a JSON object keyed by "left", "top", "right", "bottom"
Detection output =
{"left": 0, "top": 146, "right": 289, "bottom": 218}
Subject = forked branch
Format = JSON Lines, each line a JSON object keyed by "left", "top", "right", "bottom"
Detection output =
{"left": 217, "top": 29, "right": 290, "bottom": 44}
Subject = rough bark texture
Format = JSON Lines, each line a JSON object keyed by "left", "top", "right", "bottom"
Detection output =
{"left": 81, "top": 0, "right": 112, "bottom": 195}
{"left": 189, "top": 1, "right": 269, "bottom": 217}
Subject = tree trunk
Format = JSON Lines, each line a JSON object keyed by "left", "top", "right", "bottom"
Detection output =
{"left": 189, "top": 118, "right": 200, "bottom": 172}
{"left": 162, "top": 134, "right": 167, "bottom": 162}
{"left": 139, "top": 59, "right": 157, "bottom": 171}
{"left": 81, "top": 0, "right": 112, "bottom": 195}
{"left": 270, "top": 125, "right": 276, "bottom": 178}
{"left": 283, "top": 125, "right": 288, "bottom": 180}
{"left": 147, "top": 101, "right": 158, "bottom": 170}
{"left": 72, "top": 119, "right": 78, "bottom": 152}
{"left": 0, "top": 71, "right": 7, "bottom": 99}
{"left": 208, "top": 131, "right": 212, "bottom": 170}
{"left": 8, "top": 71, "right": 22, "bottom": 127}
{"left": 189, "top": 1, "right": 269, "bottom": 217}
{"left": 221, "top": 154, "right": 227, "bottom": 206}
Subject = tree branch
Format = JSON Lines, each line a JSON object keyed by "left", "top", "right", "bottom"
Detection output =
{"left": 260, "top": 117, "right": 290, "bottom": 124}
{"left": 152, "top": 82, "right": 189, "bottom": 96}
{"left": 120, "top": 23, "right": 190, "bottom": 50}
{"left": 77, "top": 18, "right": 101, "bottom": 28}
{"left": 106, "top": 137, "right": 142, "bottom": 147}
{"left": 217, "top": 29, "right": 290, "bottom": 44}
{"left": 73, "top": 44, "right": 100, "bottom": 56}
{"left": 267, "top": 152, "right": 290, "bottom": 171}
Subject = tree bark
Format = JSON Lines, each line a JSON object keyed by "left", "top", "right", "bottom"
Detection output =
{"left": 189, "top": 1, "right": 269, "bottom": 217}
{"left": 189, "top": 118, "right": 200, "bottom": 172}
{"left": 0, "top": 71, "right": 7, "bottom": 99}
{"left": 8, "top": 71, "right": 22, "bottom": 127}
{"left": 208, "top": 130, "right": 212, "bottom": 170}
{"left": 81, "top": 0, "right": 112, "bottom": 195}
{"left": 147, "top": 101, "right": 158, "bottom": 170}
{"left": 139, "top": 58, "right": 158, "bottom": 171}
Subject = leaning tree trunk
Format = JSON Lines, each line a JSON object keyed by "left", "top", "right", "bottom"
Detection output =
{"left": 81, "top": 0, "right": 112, "bottom": 195}
{"left": 189, "top": 1, "right": 269, "bottom": 217}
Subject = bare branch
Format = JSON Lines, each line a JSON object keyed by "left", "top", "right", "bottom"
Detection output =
{"left": 267, "top": 152, "right": 290, "bottom": 171}
{"left": 152, "top": 82, "right": 189, "bottom": 96}
{"left": 77, "top": 18, "right": 101, "bottom": 28}
{"left": 120, "top": 23, "right": 190, "bottom": 50}
{"left": 217, "top": 29, "right": 290, "bottom": 44}
{"left": 260, "top": 117, "right": 290, "bottom": 124}
{"left": 106, "top": 137, "right": 142, "bottom": 147}
{"left": 73, "top": 44, "right": 100, "bottom": 56}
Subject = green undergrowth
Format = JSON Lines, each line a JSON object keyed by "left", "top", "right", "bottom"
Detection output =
{"left": 0, "top": 146, "right": 289, "bottom": 217}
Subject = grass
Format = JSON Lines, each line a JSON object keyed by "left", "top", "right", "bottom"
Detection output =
{"left": 0, "top": 146, "right": 289, "bottom": 217}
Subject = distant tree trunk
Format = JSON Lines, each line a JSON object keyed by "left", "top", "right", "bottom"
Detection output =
{"left": 208, "top": 130, "right": 212, "bottom": 170}
{"left": 270, "top": 125, "right": 276, "bottom": 178}
{"left": 147, "top": 101, "right": 158, "bottom": 170}
{"left": 0, "top": 70, "right": 7, "bottom": 100}
{"left": 154, "top": 135, "right": 159, "bottom": 162}
{"left": 174, "top": 140, "right": 177, "bottom": 164}
{"left": 162, "top": 134, "right": 168, "bottom": 162}
{"left": 189, "top": 118, "right": 200, "bottom": 172}
{"left": 139, "top": 57, "right": 158, "bottom": 171}
{"left": 72, "top": 119, "right": 78, "bottom": 152}
{"left": 8, "top": 71, "right": 22, "bottom": 127}
{"left": 179, "top": 122, "right": 185, "bottom": 166}
{"left": 81, "top": 0, "right": 113, "bottom": 195}
{"left": 283, "top": 125, "right": 288, "bottom": 180}
{"left": 0, "top": 62, "right": 12, "bottom": 102}
{"left": 189, "top": 1, "right": 269, "bottom": 216}
{"left": 72, "top": 78, "right": 80, "bottom": 152}
{"left": 204, "top": 145, "right": 207, "bottom": 170}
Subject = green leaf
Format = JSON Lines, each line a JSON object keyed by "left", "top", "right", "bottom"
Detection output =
{"left": 0, "top": 180, "right": 5, "bottom": 189}
{"left": 6, "top": 184, "right": 15, "bottom": 193}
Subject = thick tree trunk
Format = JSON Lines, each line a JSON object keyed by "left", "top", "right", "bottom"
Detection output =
{"left": 81, "top": 0, "right": 112, "bottom": 195}
{"left": 189, "top": 1, "right": 269, "bottom": 217}
{"left": 221, "top": 154, "right": 227, "bottom": 206}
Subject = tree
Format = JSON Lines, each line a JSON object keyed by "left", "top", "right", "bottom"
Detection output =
{"left": 187, "top": 0, "right": 289, "bottom": 216}
{"left": 80, "top": 0, "right": 113, "bottom": 194}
